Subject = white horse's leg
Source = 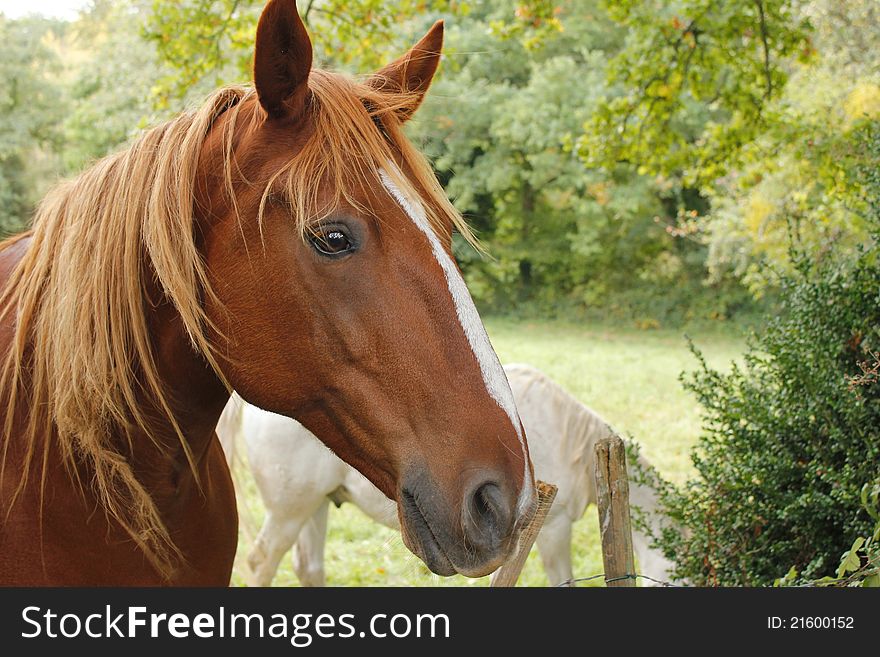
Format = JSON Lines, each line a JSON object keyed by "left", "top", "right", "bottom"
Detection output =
{"left": 248, "top": 511, "right": 308, "bottom": 587}
{"left": 534, "top": 514, "right": 574, "bottom": 587}
{"left": 292, "top": 499, "right": 329, "bottom": 587}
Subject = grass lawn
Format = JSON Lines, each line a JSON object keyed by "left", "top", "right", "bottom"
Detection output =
{"left": 230, "top": 317, "right": 745, "bottom": 587}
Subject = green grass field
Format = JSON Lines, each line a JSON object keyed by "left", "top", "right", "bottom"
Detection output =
{"left": 230, "top": 318, "right": 745, "bottom": 587}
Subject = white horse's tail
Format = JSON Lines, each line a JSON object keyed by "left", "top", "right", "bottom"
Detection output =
{"left": 627, "top": 449, "right": 678, "bottom": 586}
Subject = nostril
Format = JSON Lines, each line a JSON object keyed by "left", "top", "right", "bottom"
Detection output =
{"left": 474, "top": 482, "right": 503, "bottom": 525}
{"left": 466, "top": 481, "right": 511, "bottom": 545}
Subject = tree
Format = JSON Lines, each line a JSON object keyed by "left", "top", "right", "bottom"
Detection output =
{"left": 701, "top": 0, "right": 880, "bottom": 294}
{"left": 7, "top": 0, "right": 845, "bottom": 322}
{"left": 410, "top": 1, "right": 732, "bottom": 320}
{"left": 0, "top": 16, "right": 67, "bottom": 233}
{"left": 145, "top": 0, "right": 472, "bottom": 103}
{"left": 580, "top": 0, "right": 813, "bottom": 183}
{"left": 61, "top": 0, "right": 172, "bottom": 172}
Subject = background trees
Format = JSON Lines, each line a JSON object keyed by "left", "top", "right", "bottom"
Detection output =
{"left": 5, "top": 0, "right": 874, "bottom": 326}
{"left": 0, "top": 15, "right": 66, "bottom": 232}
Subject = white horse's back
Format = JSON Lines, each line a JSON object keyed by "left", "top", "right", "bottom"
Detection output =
{"left": 505, "top": 364, "right": 675, "bottom": 585}
{"left": 504, "top": 363, "right": 614, "bottom": 520}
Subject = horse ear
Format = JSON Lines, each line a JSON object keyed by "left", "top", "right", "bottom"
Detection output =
{"left": 368, "top": 20, "right": 444, "bottom": 122}
{"left": 253, "top": 0, "right": 313, "bottom": 121}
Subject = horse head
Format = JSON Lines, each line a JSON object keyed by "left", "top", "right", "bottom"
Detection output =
{"left": 199, "top": 0, "right": 536, "bottom": 577}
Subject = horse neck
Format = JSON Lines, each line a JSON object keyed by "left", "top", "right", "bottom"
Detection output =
{"left": 127, "top": 292, "right": 229, "bottom": 503}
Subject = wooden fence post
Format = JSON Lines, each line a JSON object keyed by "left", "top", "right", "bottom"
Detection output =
{"left": 490, "top": 481, "right": 557, "bottom": 587}
{"left": 594, "top": 436, "right": 636, "bottom": 587}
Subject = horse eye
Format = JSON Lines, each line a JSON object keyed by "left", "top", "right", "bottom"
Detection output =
{"left": 309, "top": 227, "right": 354, "bottom": 257}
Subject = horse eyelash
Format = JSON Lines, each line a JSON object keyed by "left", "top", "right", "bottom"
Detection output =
{"left": 265, "top": 191, "right": 293, "bottom": 212}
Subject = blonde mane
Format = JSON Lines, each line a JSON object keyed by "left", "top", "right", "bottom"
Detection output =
{"left": 0, "top": 69, "right": 475, "bottom": 578}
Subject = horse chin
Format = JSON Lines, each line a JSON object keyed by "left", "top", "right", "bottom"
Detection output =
{"left": 398, "top": 497, "right": 457, "bottom": 577}
{"left": 401, "top": 528, "right": 457, "bottom": 577}
{"left": 400, "top": 521, "right": 511, "bottom": 578}
{"left": 397, "top": 497, "right": 512, "bottom": 578}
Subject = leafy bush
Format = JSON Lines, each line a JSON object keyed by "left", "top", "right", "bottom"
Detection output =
{"left": 774, "top": 480, "right": 880, "bottom": 587}
{"left": 638, "top": 124, "right": 880, "bottom": 586}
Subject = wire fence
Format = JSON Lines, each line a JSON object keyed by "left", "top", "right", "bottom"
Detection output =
{"left": 557, "top": 572, "right": 683, "bottom": 587}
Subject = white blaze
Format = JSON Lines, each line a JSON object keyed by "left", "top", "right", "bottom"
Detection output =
{"left": 379, "top": 168, "right": 535, "bottom": 516}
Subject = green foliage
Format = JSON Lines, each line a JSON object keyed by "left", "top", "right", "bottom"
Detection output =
{"left": 62, "top": 1, "right": 172, "bottom": 171}
{"left": 580, "top": 0, "right": 813, "bottom": 182}
{"left": 703, "top": 0, "right": 880, "bottom": 295}
{"left": 0, "top": 3, "right": 171, "bottom": 234}
{"left": 578, "top": 0, "right": 878, "bottom": 301}
{"left": 1, "top": 0, "right": 875, "bottom": 328}
{"left": 411, "top": 1, "right": 746, "bottom": 323}
{"left": 775, "top": 481, "right": 880, "bottom": 587}
{"left": 144, "top": 0, "right": 261, "bottom": 105}
{"left": 144, "top": 0, "right": 474, "bottom": 103}
{"left": 487, "top": 0, "right": 563, "bottom": 49}
{"left": 639, "top": 123, "right": 880, "bottom": 586}
{"left": 0, "top": 16, "right": 66, "bottom": 233}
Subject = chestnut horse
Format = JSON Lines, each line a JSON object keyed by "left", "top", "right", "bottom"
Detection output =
{"left": 0, "top": 0, "right": 534, "bottom": 585}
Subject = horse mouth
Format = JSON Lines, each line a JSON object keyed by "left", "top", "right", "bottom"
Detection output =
{"left": 399, "top": 489, "right": 457, "bottom": 576}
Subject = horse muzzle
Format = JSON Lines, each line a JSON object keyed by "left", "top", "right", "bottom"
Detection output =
{"left": 397, "top": 467, "right": 525, "bottom": 577}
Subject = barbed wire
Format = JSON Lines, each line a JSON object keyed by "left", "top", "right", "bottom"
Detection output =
{"left": 557, "top": 572, "right": 684, "bottom": 587}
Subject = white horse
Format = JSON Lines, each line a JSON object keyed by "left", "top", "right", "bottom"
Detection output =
{"left": 218, "top": 363, "right": 675, "bottom": 586}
